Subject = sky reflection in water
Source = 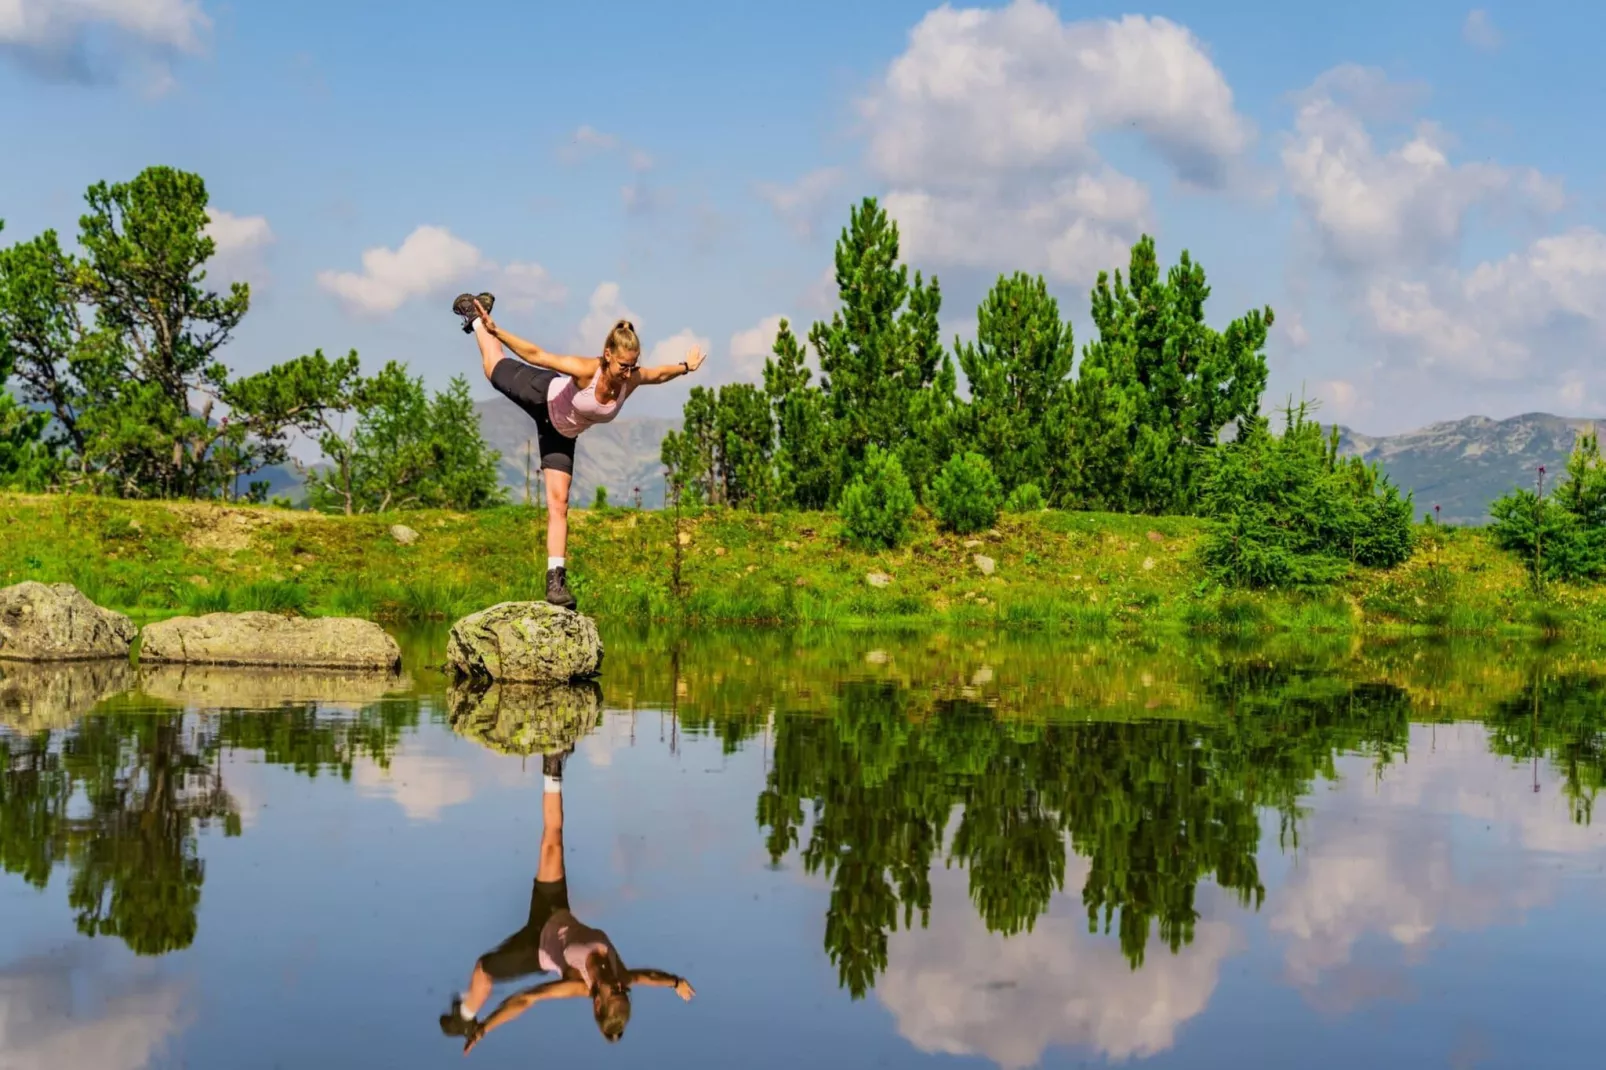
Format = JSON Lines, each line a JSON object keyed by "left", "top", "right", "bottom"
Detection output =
{"left": 2, "top": 632, "right": 1605, "bottom": 1069}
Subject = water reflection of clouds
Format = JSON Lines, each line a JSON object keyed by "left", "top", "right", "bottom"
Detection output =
{"left": 878, "top": 858, "right": 1241, "bottom": 1068}
{"left": 0, "top": 947, "right": 189, "bottom": 1070}
{"left": 1270, "top": 724, "right": 1606, "bottom": 1008}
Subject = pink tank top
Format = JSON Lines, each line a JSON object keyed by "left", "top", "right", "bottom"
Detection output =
{"left": 547, "top": 372, "right": 635, "bottom": 438}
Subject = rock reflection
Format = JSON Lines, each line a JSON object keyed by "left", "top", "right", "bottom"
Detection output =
{"left": 0, "top": 659, "right": 134, "bottom": 733}
{"left": 439, "top": 745, "right": 696, "bottom": 1055}
{"left": 447, "top": 679, "right": 603, "bottom": 756}
{"left": 135, "top": 664, "right": 411, "bottom": 711}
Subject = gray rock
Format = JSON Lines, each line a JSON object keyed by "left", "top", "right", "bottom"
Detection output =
{"left": 390, "top": 524, "right": 419, "bottom": 546}
{"left": 866, "top": 571, "right": 892, "bottom": 588}
{"left": 446, "top": 602, "right": 603, "bottom": 684}
{"left": 0, "top": 659, "right": 135, "bottom": 732}
{"left": 974, "top": 554, "right": 996, "bottom": 576}
{"left": 448, "top": 678, "right": 603, "bottom": 756}
{"left": 139, "top": 612, "right": 401, "bottom": 670}
{"left": 0, "top": 581, "right": 136, "bottom": 662}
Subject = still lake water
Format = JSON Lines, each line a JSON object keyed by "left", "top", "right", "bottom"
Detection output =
{"left": 3, "top": 627, "right": 1605, "bottom": 1069}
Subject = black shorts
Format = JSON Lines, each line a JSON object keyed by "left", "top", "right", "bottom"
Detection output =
{"left": 476, "top": 877, "right": 571, "bottom": 982}
{"left": 489, "top": 359, "right": 578, "bottom": 476}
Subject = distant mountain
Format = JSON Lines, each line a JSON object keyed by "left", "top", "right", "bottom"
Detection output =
{"left": 474, "top": 396, "right": 677, "bottom": 508}
{"left": 1335, "top": 413, "right": 1603, "bottom": 525}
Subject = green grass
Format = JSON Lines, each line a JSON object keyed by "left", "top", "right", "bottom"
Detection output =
{"left": 4, "top": 492, "right": 1606, "bottom": 637}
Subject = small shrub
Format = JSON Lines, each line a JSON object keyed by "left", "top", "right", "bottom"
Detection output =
{"left": 593, "top": 485, "right": 609, "bottom": 509}
{"left": 1199, "top": 401, "right": 1415, "bottom": 589}
{"left": 930, "top": 452, "right": 1002, "bottom": 534}
{"left": 839, "top": 446, "right": 916, "bottom": 550}
{"left": 1490, "top": 434, "right": 1606, "bottom": 582}
{"left": 1004, "top": 482, "right": 1046, "bottom": 513}
{"left": 234, "top": 580, "right": 310, "bottom": 615}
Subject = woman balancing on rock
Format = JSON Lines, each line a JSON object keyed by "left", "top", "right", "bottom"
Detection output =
{"left": 454, "top": 292, "right": 706, "bottom": 610}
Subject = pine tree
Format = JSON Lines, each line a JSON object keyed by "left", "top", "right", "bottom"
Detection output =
{"left": 714, "top": 382, "right": 776, "bottom": 510}
{"left": 763, "top": 319, "right": 832, "bottom": 509}
{"left": 955, "top": 273, "right": 1076, "bottom": 498}
{"left": 1064, "top": 236, "right": 1273, "bottom": 514}
{"left": 809, "top": 197, "right": 951, "bottom": 499}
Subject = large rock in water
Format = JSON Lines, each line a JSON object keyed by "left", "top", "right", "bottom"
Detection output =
{"left": 446, "top": 602, "right": 603, "bottom": 683}
{"left": 448, "top": 679, "right": 603, "bottom": 756}
{"left": 0, "top": 581, "right": 136, "bottom": 662}
{"left": 138, "top": 664, "right": 411, "bottom": 711}
{"left": 139, "top": 612, "right": 401, "bottom": 670}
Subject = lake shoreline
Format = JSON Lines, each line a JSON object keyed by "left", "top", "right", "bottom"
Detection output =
{"left": 2, "top": 492, "right": 1599, "bottom": 638}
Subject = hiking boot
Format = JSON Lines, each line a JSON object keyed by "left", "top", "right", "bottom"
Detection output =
{"left": 452, "top": 292, "right": 496, "bottom": 333}
{"left": 542, "top": 751, "right": 566, "bottom": 780}
{"left": 545, "top": 565, "right": 577, "bottom": 610}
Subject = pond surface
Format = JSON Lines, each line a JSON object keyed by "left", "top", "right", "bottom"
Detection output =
{"left": 3, "top": 628, "right": 1605, "bottom": 1069}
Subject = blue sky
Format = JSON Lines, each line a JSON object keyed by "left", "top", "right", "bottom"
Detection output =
{"left": 2, "top": 0, "right": 1602, "bottom": 433}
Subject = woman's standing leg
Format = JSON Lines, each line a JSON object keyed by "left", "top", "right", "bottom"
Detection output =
{"left": 544, "top": 468, "right": 577, "bottom": 609}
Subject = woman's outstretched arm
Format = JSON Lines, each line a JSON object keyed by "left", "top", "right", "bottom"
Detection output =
{"left": 626, "top": 969, "right": 696, "bottom": 1000}
{"left": 632, "top": 345, "right": 706, "bottom": 386}
{"left": 475, "top": 301, "right": 596, "bottom": 380}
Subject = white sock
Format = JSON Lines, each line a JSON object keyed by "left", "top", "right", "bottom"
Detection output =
{"left": 548, "top": 556, "right": 565, "bottom": 570}
{"left": 470, "top": 316, "right": 486, "bottom": 335}
{"left": 543, "top": 774, "right": 563, "bottom": 794}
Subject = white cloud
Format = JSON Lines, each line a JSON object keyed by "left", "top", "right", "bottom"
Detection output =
{"left": 878, "top": 862, "right": 1239, "bottom": 1067}
{"left": 1278, "top": 309, "right": 1311, "bottom": 350}
{"left": 0, "top": 0, "right": 209, "bottom": 85}
{"left": 858, "top": 0, "right": 1255, "bottom": 284}
{"left": 353, "top": 753, "right": 475, "bottom": 822}
{"left": 497, "top": 260, "right": 569, "bottom": 311}
{"left": 559, "top": 124, "right": 653, "bottom": 171}
{"left": 0, "top": 951, "right": 190, "bottom": 1070}
{"left": 649, "top": 328, "right": 711, "bottom": 369}
{"left": 318, "top": 225, "right": 566, "bottom": 318}
{"left": 576, "top": 282, "right": 640, "bottom": 352}
{"left": 1282, "top": 67, "right": 1605, "bottom": 399}
{"left": 728, "top": 314, "right": 788, "bottom": 379}
{"left": 756, "top": 168, "right": 845, "bottom": 239}
{"left": 1462, "top": 9, "right": 1501, "bottom": 52}
{"left": 203, "top": 207, "right": 274, "bottom": 289}
{"left": 1283, "top": 68, "right": 1563, "bottom": 273}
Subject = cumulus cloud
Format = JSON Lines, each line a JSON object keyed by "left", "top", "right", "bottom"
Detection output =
{"left": 858, "top": 0, "right": 1255, "bottom": 284}
{"left": 318, "top": 225, "right": 567, "bottom": 317}
{"left": 756, "top": 168, "right": 845, "bottom": 240}
{"left": 1269, "top": 723, "right": 1604, "bottom": 1011}
{"left": 558, "top": 124, "right": 653, "bottom": 171}
{"left": 202, "top": 207, "right": 274, "bottom": 289}
{"left": 1282, "top": 67, "right": 1605, "bottom": 400}
{"left": 0, "top": 949, "right": 190, "bottom": 1070}
{"left": 575, "top": 282, "right": 640, "bottom": 351}
{"left": 1462, "top": 9, "right": 1501, "bottom": 52}
{"left": 353, "top": 753, "right": 475, "bottom": 822}
{"left": 0, "top": 0, "right": 209, "bottom": 88}
{"left": 728, "top": 314, "right": 788, "bottom": 379}
{"left": 650, "top": 327, "right": 711, "bottom": 369}
{"left": 878, "top": 861, "right": 1239, "bottom": 1067}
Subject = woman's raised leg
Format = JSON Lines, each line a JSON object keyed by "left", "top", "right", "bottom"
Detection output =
{"left": 472, "top": 318, "right": 504, "bottom": 380}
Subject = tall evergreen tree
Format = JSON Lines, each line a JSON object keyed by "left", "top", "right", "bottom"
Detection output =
{"left": 1065, "top": 236, "right": 1273, "bottom": 514}
{"left": 809, "top": 198, "right": 954, "bottom": 499}
{"left": 763, "top": 319, "right": 832, "bottom": 509}
{"left": 713, "top": 382, "right": 776, "bottom": 510}
{"left": 954, "top": 273, "right": 1076, "bottom": 498}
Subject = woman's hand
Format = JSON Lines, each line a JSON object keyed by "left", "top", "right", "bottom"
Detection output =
{"left": 674, "top": 978, "right": 696, "bottom": 1001}
{"left": 472, "top": 299, "right": 500, "bottom": 338}
{"left": 683, "top": 345, "right": 705, "bottom": 373}
{"left": 461, "top": 1020, "right": 485, "bottom": 1056}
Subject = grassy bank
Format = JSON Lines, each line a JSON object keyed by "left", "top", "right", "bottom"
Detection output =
{"left": 0, "top": 492, "right": 1599, "bottom": 636}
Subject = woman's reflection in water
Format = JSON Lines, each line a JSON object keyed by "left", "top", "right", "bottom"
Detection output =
{"left": 440, "top": 747, "right": 695, "bottom": 1053}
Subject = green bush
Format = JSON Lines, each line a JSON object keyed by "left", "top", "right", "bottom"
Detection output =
{"left": 1004, "top": 482, "right": 1046, "bottom": 513}
{"left": 1199, "top": 402, "right": 1415, "bottom": 588}
{"left": 1490, "top": 432, "right": 1606, "bottom": 582}
{"left": 839, "top": 445, "right": 916, "bottom": 549}
{"left": 930, "top": 452, "right": 1002, "bottom": 534}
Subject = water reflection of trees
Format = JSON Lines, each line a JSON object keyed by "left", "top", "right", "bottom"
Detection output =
{"left": 1, "top": 691, "right": 419, "bottom": 957}
{"left": 751, "top": 666, "right": 1442, "bottom": 998}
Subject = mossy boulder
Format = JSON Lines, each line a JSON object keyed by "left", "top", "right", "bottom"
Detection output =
{"left": 448, "top": 678, "right": 603, "bottom": 756}
{"left": 445, "top": 602, "right": 603, "bottom": 684}
{"left": 0, "top": 581, "right": 136, "bottom": 662}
